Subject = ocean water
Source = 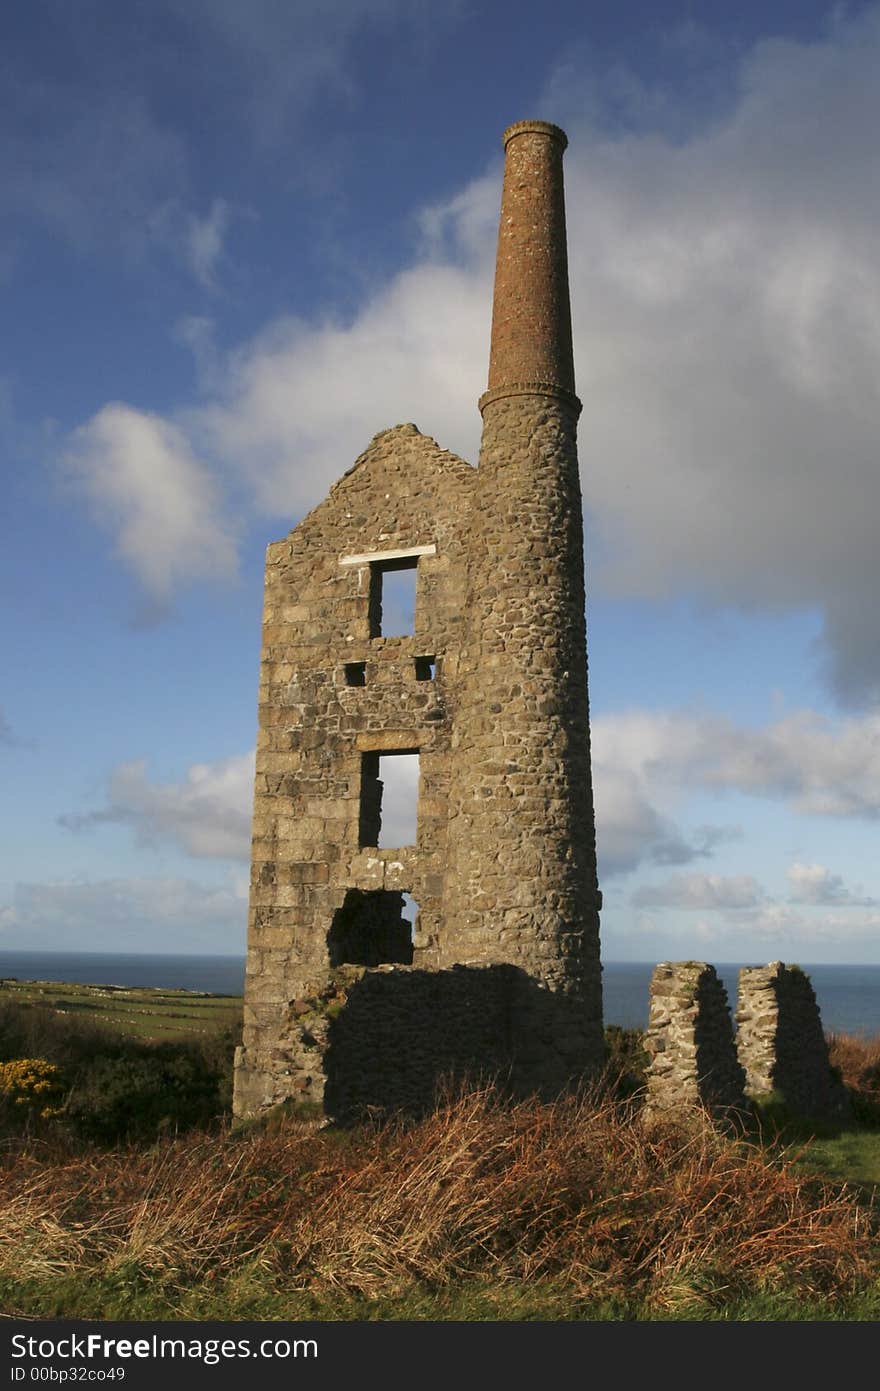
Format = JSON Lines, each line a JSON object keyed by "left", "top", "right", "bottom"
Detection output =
{"left": 602, "top": 961, "right": 880, "bottom": 1038}
{"left": 1, "top": 952, "right": 879, "bottom": 1038}
{"left": 0, "top": 952, "right": 246, "bottom": 997}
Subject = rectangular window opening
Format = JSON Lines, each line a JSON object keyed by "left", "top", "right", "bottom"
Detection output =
{"left": 414, "top": 655, "right": 436, "bottom": 682}
{"left": 344, "top": 661, "right": 366, "bottom": 687}
{"left": 369, "top": 558, "right": 417, "bottom": 638}
{"left": 358, "top": 749, "right": 419, "bottom": 848}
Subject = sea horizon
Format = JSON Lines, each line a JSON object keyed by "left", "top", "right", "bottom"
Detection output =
{"left": 2, "top": 949, "right": 879, "bottom": 1038}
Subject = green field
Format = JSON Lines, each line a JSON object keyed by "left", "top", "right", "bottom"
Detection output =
{"left": 0, "top": 975, "right": 243, "bottom": 1041}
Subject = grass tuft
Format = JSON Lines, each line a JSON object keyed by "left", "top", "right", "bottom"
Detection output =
{"left": 0, "top": 1079, "right": 875, "bottom": 1320}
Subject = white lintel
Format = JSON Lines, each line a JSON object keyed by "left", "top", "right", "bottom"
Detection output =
{"left": 339, "top": 543, "right": 436, "bottom": 567}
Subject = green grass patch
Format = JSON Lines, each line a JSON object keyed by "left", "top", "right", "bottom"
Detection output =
{"left": 793, "top": 1130, "right": 880, "bottom": 1191}
{"left": 0, "top": 977, "right": 242, "bottom": 1043}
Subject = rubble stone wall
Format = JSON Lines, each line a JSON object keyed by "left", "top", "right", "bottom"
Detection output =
{"left": 736, "top": 963, "right": 850, "bottom": 1121}
{"left": 644, "top": 962, "right": 747, "bottom": 1118}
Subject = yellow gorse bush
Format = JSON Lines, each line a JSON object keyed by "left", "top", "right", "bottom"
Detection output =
{"left": 0, "top": 1059, "right": 66, "bottom": 1119}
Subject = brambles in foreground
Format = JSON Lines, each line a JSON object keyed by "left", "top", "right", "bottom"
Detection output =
{"left": 0, "top": 1082, "right": 875, "bottom": 1322}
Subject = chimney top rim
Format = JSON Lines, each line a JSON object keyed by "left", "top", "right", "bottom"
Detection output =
{"left": 502, "top": 120, "right": 568, "bottom": 151}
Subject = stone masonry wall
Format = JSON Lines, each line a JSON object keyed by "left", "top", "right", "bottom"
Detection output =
{"left": 644, "top": 963, "right": 747, "bottom": 1119}
{"left": 277, "top": 962, "right": 555, "bottom": 1124}
{"left": 736, "top": 963, "right": 850, "bottom": 1122}
{"left": 441, "top": 391, "right": 603, "bottom": 1087}
{"left": 233, "top": 425, "right": 475, "bottom": 1117}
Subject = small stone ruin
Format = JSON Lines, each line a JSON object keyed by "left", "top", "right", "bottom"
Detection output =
{"left": 644, "top": 960, "right": 849, "bottom": 1124}
{"left": 736, "top": 962, "right": 850, "bottom": 1122}
{"left": 643, "top": 962, "right": 747, "bottom": 1120}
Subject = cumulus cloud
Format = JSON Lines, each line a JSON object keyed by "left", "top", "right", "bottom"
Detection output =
{"left": 632, "top": 872, "right": 765, "bottom": 910}
{"left": 556, "top": 12, "right": 880, "bottom": 705}
{"left": 787, "top": 861, "right": 876, "bottom": 907}
{"left": 163, "top": 10, "right": 880, "bottom": 702}
{"left": 61, "top": 752, "right": 255, "bottom": 860}
{"left": 590, "top": 758, "right": 736, "bottom": 878}
{"left": 189, "top": 262, "right": 491, "bottom": 519}
{"left": 0, "top": 877, "right": 247, "bottom": 954}
{"left": 65, "top": 404, "right": 238, "bottom": 603}
{"left": 59, "top": 702, "right": 880, "bottom": 883}
{"left": 75, "top": 10, "right": 880, "bottom": 699}
{"left": 592, "top": 707, "right": 880, "bottom": 820}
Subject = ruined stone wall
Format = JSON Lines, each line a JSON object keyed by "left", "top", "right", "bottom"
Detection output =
{"left": 233, "top": 425, "right": 475, "bottom": 1117}
{"left": 643, "top": 963, "right": 746, "bottom": 1119}
{"left": 277, "top": 962, "right": 571, "bottom": 1125}
{"left": 737, "top": 963, "right": 850, "bottom": 1122}
{"left": 644, "top": 961, "right": 850, "bottom": 1125}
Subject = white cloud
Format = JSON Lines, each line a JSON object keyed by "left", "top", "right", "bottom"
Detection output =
{"left": 592, "top": 707, "right": 880, "bottom": 820}
{"left": 61, "top": 752, "right": 254, "bottom": 860}
{"left": 787, "top": 861, "right": 876, "bottom": 907}
{"left": 58, "top": 702, "right": 880, "bottom": 890}
{"left": 555, "top": 13, "right": 880, "bottom": 706}
{"left": 65, "top": 404, "right": 238, "bottom": 603}
{"left": 590, "top": 758, "right": 736, "bottom": 878}
{"left": 632, "top": 872, "right": 765, "bottom": 910}
{"left": 0, "top": 876, "right": 247, "bottom": 954}
{"left": 79, "top": 10, "right": 880, "bottom": 701}
{"left": 186, "top": 199, "right": 231, "bottom": 288}
{"left": 189, "top": 262, "right": 490, "bottom": 519}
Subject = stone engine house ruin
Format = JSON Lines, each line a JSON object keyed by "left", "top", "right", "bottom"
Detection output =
{"left": 233, "top": 121, "right": 605, "bottom": 1121}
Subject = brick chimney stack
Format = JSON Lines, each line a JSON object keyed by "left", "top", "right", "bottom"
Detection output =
{"left": 484, "top": 120, "right": 577, "bottom": 404}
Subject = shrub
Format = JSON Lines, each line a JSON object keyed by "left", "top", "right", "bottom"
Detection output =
{"left": 603, "top": 1025, "right": 649, "bottom": 1098}
{"left": 827, "top": 1034, "right": 880, "bottom": 1126}
{"left": 64, "top": 1043, "right": 229, "bottom": 1144}
{"left": 0, "top": 1058, "right": 66, "bottom": 1125}
{"left": 0, "top": 999, "right": 238, "bottom": 1144}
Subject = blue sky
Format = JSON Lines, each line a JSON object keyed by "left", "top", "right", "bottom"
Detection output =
{"left": 3, "top": 0, "right": 880, "bottom": 963}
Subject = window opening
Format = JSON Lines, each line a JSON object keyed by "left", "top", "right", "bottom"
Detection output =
{"left": 327, "top": 889, "right": 414, "bottom": 967}
{"left": 414, "top": 655, "right": 436, "bottom": 682}
{"left": 358, "top": 749, "right": 419, "bottom": 848}
{"left": 344, "top": 661, "right": 366, "bottom": 687}
{"left": 402, "top": 893, "right": 419, "bottom": 946}
{"left": 369, "top": 557, "right": 417, "bottom": 638}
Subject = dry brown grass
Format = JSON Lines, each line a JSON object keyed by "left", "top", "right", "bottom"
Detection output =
{"left": 0, "top": 1082, "right": 874, "bottom": 1313}
{"left": 828, "top": 1033, "right": 880, "bottom": 1111}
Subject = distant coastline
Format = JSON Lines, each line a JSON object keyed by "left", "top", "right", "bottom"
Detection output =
{"left": 1, "top": 951, "right": 879, "bottom": 1037}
